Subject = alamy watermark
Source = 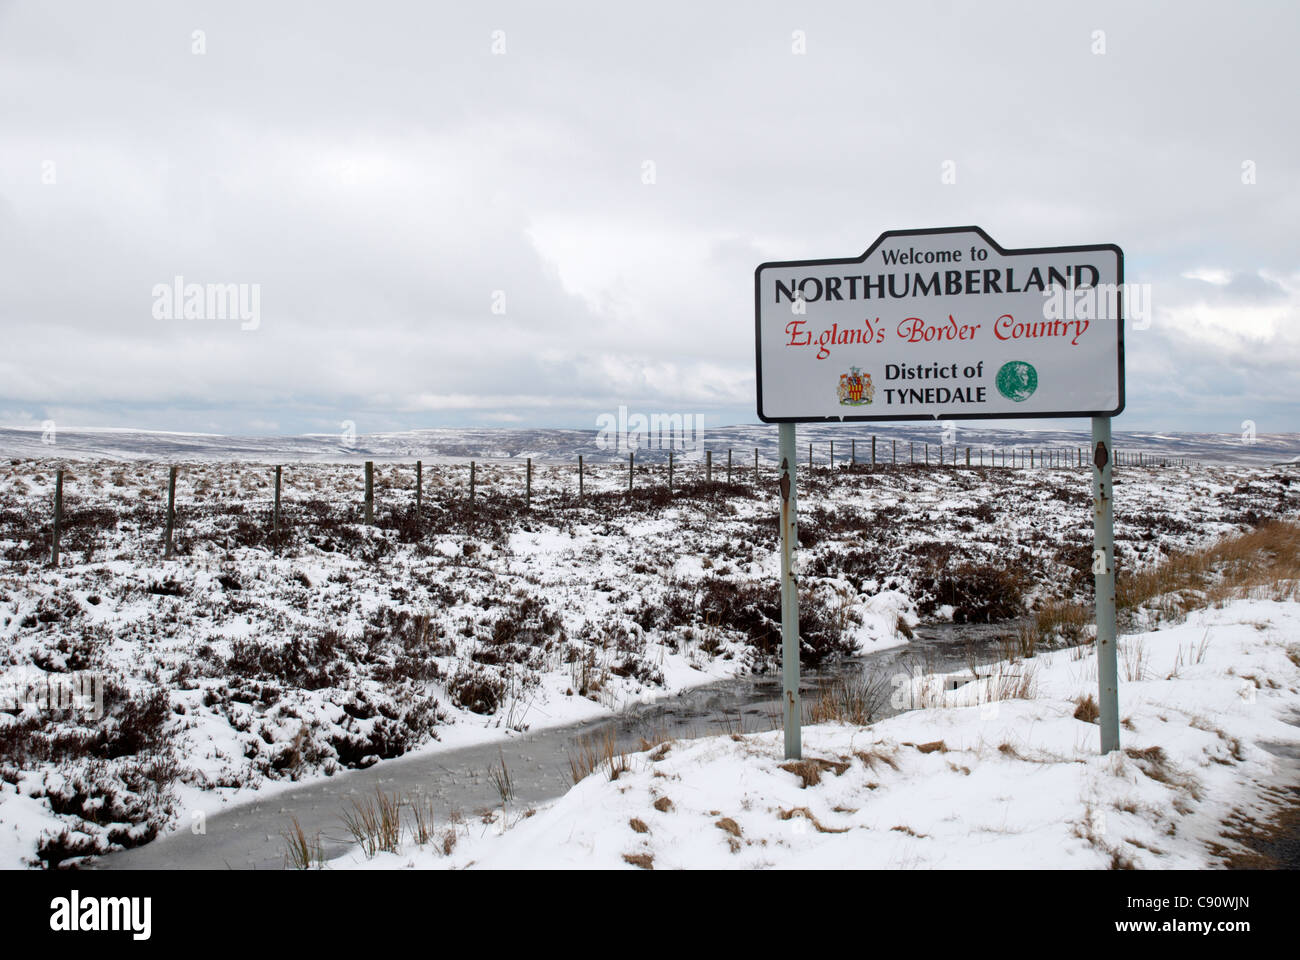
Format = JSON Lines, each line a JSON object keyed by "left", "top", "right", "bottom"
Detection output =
{"left": 152, "top": 276, "right": 260, "bottom": 330}
{"left": 595, "top": 406, "right": 705, "bottom": 458}
{"left": 1, "top": 671, "right": 104, "bottom": 720}
{"left": 1041, "top": 282, "right": 1151, "bottom": 330}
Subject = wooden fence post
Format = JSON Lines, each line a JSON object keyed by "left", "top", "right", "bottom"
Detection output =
{"left": 273, "top": 465, "right": 281, "bottom": 551}
{"left": 470, "top": 461, "right": 476, "bottom": 503}
{"left": 628, "top": 452, "right": 634, "bottom": 498}
{"left": 415, "top": 460, "right": 422, "bottom": 520}
{"left": 578, "top": 455, "right": 583, "bottom": 501}
{"left": 165, "top": 465, "right": 177, "bottom": 558}
{"left": 668, "top": 451, "right": 673, "bottom": 493}
{"left": 829, "top": 440, "right": 834, "bottom": 471}
{"left": 727, "top": 448, "right": 732, "bottom": 483}
{"left": 526, "top": 458, "right": 532, "bottom": 509}
{"left": 851, "top": 439, "right": 856, "bottom": 465}
{"left": 872, "top": 435, "right": 877, "bottom": 467}
{"left": 707, "top": 450, "right": 712, "bottom": 483}
{"left": 364, "top": 461, "right": 374, "bottom": 524}
{"left": 51, "top": 468, "right": 63, "bottom": 567}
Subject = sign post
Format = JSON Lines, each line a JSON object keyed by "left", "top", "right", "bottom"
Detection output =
{"left": 778, "top": 421, "right": 801, "bottom": 760}
{"left": 755, "top": 226, "right": 1125, "bottom": 757}
{"left": 1091, "top": 416, "right": 1120, "bottom": 752}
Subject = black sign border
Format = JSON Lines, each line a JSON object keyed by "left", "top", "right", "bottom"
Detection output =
{"left": 754, "top": 225, "right": 1125, "bottom": 423}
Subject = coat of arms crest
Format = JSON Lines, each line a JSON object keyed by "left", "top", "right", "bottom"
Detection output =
{"left": 837, "top": 366, "right": 874, "bottom": 406}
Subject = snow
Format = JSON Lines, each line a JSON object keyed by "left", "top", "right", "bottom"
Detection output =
{"left": 329, "top": 598, "right": 1300, "bottom": 870}
{"left": 0, "top": 453, "right": 1296, "bottom": 867}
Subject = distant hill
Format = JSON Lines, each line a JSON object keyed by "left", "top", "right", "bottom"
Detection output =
{"left": 1, "top": 425, "right": 1295, "bottom": 467}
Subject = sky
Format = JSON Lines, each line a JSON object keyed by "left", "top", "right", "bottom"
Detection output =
{"left": 1, "top": 0, "right": 1297, "bottom": 438}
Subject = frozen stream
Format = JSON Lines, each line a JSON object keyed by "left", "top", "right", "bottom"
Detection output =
{"left": 96, "top": 620, "right": 1020, "bottom": 870}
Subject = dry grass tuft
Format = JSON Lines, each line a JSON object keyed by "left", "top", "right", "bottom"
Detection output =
{"left": 853, "top": 747, "right": 900, "bottom": 771}
{"left": 340, "top": 787, "right": 403, "bottom": 857}
{"left": 715, "top": 817, "right": 742, "bottom": 838}
{"left": 779, "top": 757, "right": 851, "bottom": 788}
{"left": 915, "top": 740, "right": 946, "bottom": 754}
{"left": 808, "top": 672, "right": 892, "bottom": 725}
{"left": 1121, "top": 637, "right": 1150, "bottom": 682}
{"left": 778, "top": 806, "right": 849, "bottom": 834}
{"left": 281, "top": 816, "right": 324, "bottom": 869}
{"left": 1125, "top": 745, "right": 1202, "bottom": 799}
{"left": 623, "top": 852, "right": 654, "bottom": 869}
{"left": 638, "top": 727, "right": 672, "bottom": 754}
{"left": 409, "top": 795, "right": 437, "bottom": 847}
{"left": 1073, "top": 694, "right": 1100, "bottom": 723}
{"left": 488, "top": 748, "right": 515, "bottom": 804}
{"left": 568, "top": 728, "right": 630, "bottom": 784}
{"left": 652, "top": 796, "right": 673, "bottom": 813}
{"left": 629, "top": 817, "right": 649, "bottom": 834}
{"left": 1118, "top": 519, "right": 1300, "bottom": 612}
{"left": 890, "top": 824, "right": 928, "bottom": 838}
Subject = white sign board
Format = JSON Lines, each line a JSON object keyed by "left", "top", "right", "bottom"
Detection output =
{"left": 755, "top": 226, "right": 1124, "bottom": 422}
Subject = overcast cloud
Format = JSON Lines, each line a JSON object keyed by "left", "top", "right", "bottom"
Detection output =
{"left": 1, "top": 0, "right": 1297, "bottom": 436}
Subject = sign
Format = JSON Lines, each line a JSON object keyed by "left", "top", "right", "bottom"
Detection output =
{"left": 755, "top": 226, "right": 1124, "bottom": 422}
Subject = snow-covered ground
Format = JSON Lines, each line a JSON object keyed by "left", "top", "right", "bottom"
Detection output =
{"left": 0, "top": 455, "right": 1296, "bottom": 867}
{"left": 331, "top": 598, "right": 1300, "bottom": 870}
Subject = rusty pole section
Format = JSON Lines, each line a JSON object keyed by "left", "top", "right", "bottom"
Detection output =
{"left": 778, "top": 422, "right": 802, "bottom": 760}
{"left": 1091, "top": 416, "right": 1120, "bottom": 753}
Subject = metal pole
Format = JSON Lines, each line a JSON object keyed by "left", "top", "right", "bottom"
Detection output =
{"left": 1091, "top": 417, "right": 1120, "bottom": 754}
{"left": 778, "top": 422, "right": 801, "bottom": 760}
{"left": 165, "top": 465, "right": 177, "bottom": 559}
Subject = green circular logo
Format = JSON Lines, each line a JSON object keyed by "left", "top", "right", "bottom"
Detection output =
{"left": 996, "top": 361, "right": 1038, "bottom": 402}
